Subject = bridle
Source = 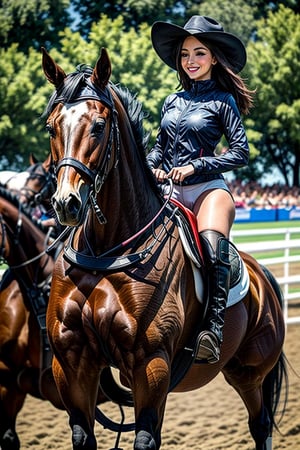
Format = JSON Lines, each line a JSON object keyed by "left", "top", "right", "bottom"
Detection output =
{"left": 20, "top": 162, "right": 57, "bottom": 207}
{"left": 46, "top": 79, "right": 176, "bottom": 271}
{"left": 63, "top": 179, "right": 176, "bottom": 272}
{"left": 0, "top": 199, "right": 53, "bottom": 340}
{"left": 0, "top": 205, "right": 52, "bottom": 271}
{"left": 0, "top": 201, "right": 22, "bottom": 264}
{"left": 53, "top": 82, "right": 120, "bottom": 225}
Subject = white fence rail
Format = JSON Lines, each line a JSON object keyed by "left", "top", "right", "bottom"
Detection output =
{"left": 1, "top": 227, "right": 299, "bottom": 325}
{"left": 231, "top": 227, "right": 300, "bottom": 325}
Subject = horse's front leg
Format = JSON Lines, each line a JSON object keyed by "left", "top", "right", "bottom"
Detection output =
{"left": 51, "top": 346, "right": 99, "bottom": 450}
{"left": 0, "top": 383, "right": 25, "bottom": 450}
{"left": 133, "top": 353, "right": 170, "bottom": 450}
{"left": 48, "top": 299, "right": 100, "bottom": 450}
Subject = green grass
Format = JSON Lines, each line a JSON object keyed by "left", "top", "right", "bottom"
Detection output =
{"left": 232, "top": 220, "right": 300, "bottom": 232}
{"left": 232, "top": 221, "right": 300, "bottom": 245}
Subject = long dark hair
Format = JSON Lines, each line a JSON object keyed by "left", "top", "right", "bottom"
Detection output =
{"left": 175, "top": 38, "right": 255, "bottom": 115}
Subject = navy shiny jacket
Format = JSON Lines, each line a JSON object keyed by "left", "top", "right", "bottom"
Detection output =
{"left": 147, "top": 80, "right": 249, "bottom": 185}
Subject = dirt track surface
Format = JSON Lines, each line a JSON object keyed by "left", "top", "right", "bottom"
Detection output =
{"left": 16, "top": 317, "right": 300, "bottom": 450}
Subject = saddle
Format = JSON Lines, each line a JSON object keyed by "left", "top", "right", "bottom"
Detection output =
{"left": 95, "top": 199, "right": 251, "bottom": 412}
{"left": 170, "top": 198, "right": 250, "bottom": 308}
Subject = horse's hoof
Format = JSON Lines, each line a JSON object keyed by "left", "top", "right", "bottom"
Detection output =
{"left": 134, "top": 430, "right": 156, "bottom": 450}
{"left": 1, "top": 428, "right": 20, "bottom": 450}
{"left": 72, "top": 424, "right": 97, "bottom": 449}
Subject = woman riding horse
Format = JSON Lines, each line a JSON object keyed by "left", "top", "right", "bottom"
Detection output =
{"left": 42, "top": 47, "right": 287, "bottom": 450}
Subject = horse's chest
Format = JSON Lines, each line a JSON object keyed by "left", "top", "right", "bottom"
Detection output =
{"left": 84, "top": 278, "right": 181, "bottom": 355}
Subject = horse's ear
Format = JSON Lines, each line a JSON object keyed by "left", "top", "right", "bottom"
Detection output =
{"left": 91, "top": 48, "right": 111, "bottom": 89}
{"left": 29, "top": 153, "right": 38, "bottom": 165}
{"left": 41, "top": 47, "right": 66, "bottom": 87}
{"left": 43, "top": 152, "right": 53, "bottom": 170}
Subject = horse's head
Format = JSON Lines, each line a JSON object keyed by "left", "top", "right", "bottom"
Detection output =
{"left": 19, "top": 153, "right": 56, "bottom": 209}
{"left": 42, "top": 47, "right": 118, "bottom": 226}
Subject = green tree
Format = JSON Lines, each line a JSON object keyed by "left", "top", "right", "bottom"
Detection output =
{"left": 187, "top": 0, "right": 256, "bottom": 44}
{"left": 252, "top": 0, "right": 300, "bottom": 16}
{"left": 0, "top": 44, "right": 65, "bottom": 168}
{"left": 245, "top": 6, "right": 300, "bottom": 186}
{"left": 60, "top": 15, "right": 178, "bottom": 144}
{"left": 0, "top": 16, "right": 177, "bottom": 168}
{"left": 4, "top": 4, "right": 299, "bottom": 175}
{"left": 0, "top": 0, "right": 71, "bottom": 53}
{"left": 71, "top": 0, "right": 187, "bottom": 37}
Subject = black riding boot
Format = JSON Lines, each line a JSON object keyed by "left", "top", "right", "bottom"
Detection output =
{"left": 195, "top": 230, "right": 231, "bottom": 363}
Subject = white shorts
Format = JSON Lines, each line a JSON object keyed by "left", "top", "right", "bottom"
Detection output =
{"left": 167, "top": 179, "right": 231, "bottom": 210}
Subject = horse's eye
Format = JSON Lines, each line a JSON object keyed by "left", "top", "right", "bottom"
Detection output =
{"left": 92, "top": 118, "right": 105, "bottom": 136}
{"left": 46, "top": 123, "right": 56, "bottom": 138}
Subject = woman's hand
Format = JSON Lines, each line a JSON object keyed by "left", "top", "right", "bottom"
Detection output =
{"left": 167, "top": 164, "right": 195, "bottom": 183}
{"left": 152, "top": 168, "right": 168, "bottom": 183}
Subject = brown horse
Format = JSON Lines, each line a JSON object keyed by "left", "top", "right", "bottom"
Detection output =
{"left": 0, "top": 187, "right": 66, "bottom": 449}
{"left": 0, "top": 275, "right": 27, "bottom": 450}
{"left": 42, "top": 47, "right": 287, "bottom": 450}
{"left": 0, "top": 153, "right": 46, "bottom": 193}
{"left": 18, "top": 153, "right": 57, "bottom": 222}
{"left": 0, "top": 154, "right": 58, "bottom": 449}
{"left": 0, "top": 188, "right": 113, "bottom": 450}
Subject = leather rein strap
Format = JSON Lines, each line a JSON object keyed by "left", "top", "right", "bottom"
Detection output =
{"left": 63, "top": 180, "right": 176, "bottom": 272}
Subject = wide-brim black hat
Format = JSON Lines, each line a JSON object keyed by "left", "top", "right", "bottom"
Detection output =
{"left": 151, "top": 15, "right": 246, "bottom": 73}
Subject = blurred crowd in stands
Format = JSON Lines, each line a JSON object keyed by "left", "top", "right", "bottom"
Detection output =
{"left": 228, "top": 181, "right": 300, "bottom": 209}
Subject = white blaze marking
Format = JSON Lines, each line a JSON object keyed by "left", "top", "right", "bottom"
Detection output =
{"left": 62, "top": 102, "right": 89, "bottom": 152}
{"left": 57, "top": 102, "right": 89, "bottom": 197}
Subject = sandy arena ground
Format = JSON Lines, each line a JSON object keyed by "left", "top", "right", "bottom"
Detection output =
{"left": 15, "top": 312, "right": 300, "bottom": 450}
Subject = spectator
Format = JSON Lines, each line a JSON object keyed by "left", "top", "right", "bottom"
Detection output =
{"left": 228, "top": 181, "right": 300, "bottom": 209}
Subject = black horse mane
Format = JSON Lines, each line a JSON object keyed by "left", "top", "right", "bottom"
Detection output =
{"left": 110, "top": 83, "right": 150, "bottom": 153}
{"left": 0, "top": 185, "right": 50, "bottom": 234}
{"left": 43, "top": 64, "right": 161, "bottom": 196}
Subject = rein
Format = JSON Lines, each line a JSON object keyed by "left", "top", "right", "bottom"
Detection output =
{"left": 0, "top": 196, "right": 53, "bottom": 272}
{"left": 47, "top": 76, "right": 175, "bottom": 272}
{"left": 63, "top": 180, "right": 175, "bottom": 272}
{"left": 1, "top": 216, "right": 53, "bottom": 272}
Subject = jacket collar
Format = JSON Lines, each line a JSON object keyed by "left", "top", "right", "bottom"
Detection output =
{"left": 189, "top": 79, "right": 216, "bottom": 96}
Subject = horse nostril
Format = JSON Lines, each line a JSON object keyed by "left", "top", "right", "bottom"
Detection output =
{"left": 51, "top": 190, "right": 84, "bottom": 225}
{"left": 66, "top": 193, "right": 82, "bottom": 217}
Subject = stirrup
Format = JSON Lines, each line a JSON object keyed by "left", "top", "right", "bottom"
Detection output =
{"left": 194, "top": 331, "right": 220, "bottom": 364}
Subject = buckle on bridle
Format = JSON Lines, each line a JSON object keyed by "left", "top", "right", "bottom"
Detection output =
{"left": 89, "top": 191, "right": 107, "bottom": 224}
{"left": 94, "top": 173, "right": 103, "bottom": 194}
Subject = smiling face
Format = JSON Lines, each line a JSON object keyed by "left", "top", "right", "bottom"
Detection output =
{"left": 180, "top": 36, "right": 217, "bottom": 81}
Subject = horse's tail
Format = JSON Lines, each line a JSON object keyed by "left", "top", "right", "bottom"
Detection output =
{"left": 260, "top": 265, "right": 289, "bottom": 431}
